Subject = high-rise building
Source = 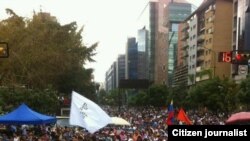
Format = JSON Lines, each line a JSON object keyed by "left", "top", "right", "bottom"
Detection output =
{"left": 116, "top": 54, "right": 126, "bottom": 88}
{"left": 137, "top": 1, "right": 158, "bottom": 83}
{"left": 125, "top": 37, "right": 138, "bottom": 79}
{"left": 180, "top": 0, "right": 233, "bottom": 85}
{"left": 137, "top": 28, "right": 149, "bottom": 79}
{"left": 138, "top": 0, "right": 186, "bottom": 84}
{"left": 173, "top": 22, "right": 189, "bottom": 86}
{"left": 165, "top": 1, "right": 193, "bottom": 86}
{"left": 105, "top": 62, "right": 116, "bottom": 91}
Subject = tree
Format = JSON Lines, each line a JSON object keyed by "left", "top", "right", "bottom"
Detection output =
{"left": 238, "top": 76, "right": 250, "bottom": 110}
{"left": 168, "top": 83, "right": 189, "bottom": 109}
{"left": 0, "top": 87, "right": 59, "bottom": 115}
{"left": 147, "top": 84, "right": 168, "bottom": 107}
{"left": 187, "top": 77, "right": 239, "bottom": 114}
{"left": 98, "top": 89, "right": 108, "bottom": 105}
{"left": 0, "top": 9, "right": 97, "bottom": 96}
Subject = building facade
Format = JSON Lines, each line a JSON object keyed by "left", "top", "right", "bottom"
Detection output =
{"left": 146, "top": 1, "right": 158, "bottom": 82}
{"left": 180, "top": 0, "right": 233, "bottom": 85}
{"left": 137, "top": 28, "right": 149, "bottom": 79}
{"left": 125, "top": 37, "right": 138, "bottom": 79}
{"left": 232, "top": 0, "right": 250, "bottom": 83}
{"left": 105, "top": 62, "right": 117, "bottom": 92}
{"left": 137, "top": 0, "right": 189, "bottom": 85}
{"left": 116, "top": 54, "right": 126, "bottom": 88}
{"left": 165, "top": 2, "right": 192, "bottom": 86}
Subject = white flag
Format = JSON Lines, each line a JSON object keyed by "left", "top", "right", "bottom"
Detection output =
{"left": 69, "top": 91, "right": 111, "bottom": 133}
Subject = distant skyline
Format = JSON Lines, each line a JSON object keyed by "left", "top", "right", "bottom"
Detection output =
{"left": 0, "top": 0, "right": 203, "bottom": 83}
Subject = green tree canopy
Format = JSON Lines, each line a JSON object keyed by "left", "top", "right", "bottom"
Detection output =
{"left": 0, "top": 9, "right": 97, "bottom": 97}
{"left": 238, "top": 76, "right": 250, "bottom": 110}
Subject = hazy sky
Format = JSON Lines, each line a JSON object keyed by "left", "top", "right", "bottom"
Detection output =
{"left": 0, "top": 0, "right": 203, "bottom": 83}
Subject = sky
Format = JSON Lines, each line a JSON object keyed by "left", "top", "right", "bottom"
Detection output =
{"left": 0, "top": 0, "right": 203, "bottom": 83}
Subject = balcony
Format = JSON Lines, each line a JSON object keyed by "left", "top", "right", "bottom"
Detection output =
{"left": 181, "top": 52, "right": 188, "bottom": 59}
{"left": 196, "top": 55, "right": 204, "bottom": 64}
{"left": 205, "top": 8, "right": 215, "bottom": 15}
{"left": 182, "top": 42, "right": 189, "bottom": 50}
{"left": 181, "top": 22, "right": 189, "bottom": 32}
{"left": 181, "top": 32, "right": 189, "bottom": 41}
{"left": 199, "top": 25, "right": 205, "bottom": 33}
{"left": 197, "top": 34, "right": 205, "bottom": 43}
{"left": 208, "top": 17, "right": 214, "bottom": 23}
{"left": 197, "top": 46, "right": 204, "bottom": 54}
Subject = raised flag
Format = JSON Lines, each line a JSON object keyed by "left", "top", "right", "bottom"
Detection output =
{"left": 69, "top": 91, "right": 112, "bottom": 133}
{"left": 177, "top": 108, "right": 192, "bottom": 125}
{"left": 166, "top": 100, "right": 174, "bottom": 125}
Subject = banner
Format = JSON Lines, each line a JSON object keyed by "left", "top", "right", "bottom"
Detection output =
{"left": 69, "top": 91, "right": 111, "bottom": 133}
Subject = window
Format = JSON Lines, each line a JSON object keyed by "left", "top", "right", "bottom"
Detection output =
{"left": 208, "top": 28, "right": 213, "bottom": 34}
{"left": 162, "top": 81, "right": 166, "bottom": 85}
{"left": 162, "top": 65, "right": 166, "bottom": 70}
{"left": 209, "top": 38, "right": 212, "bottom": 43}
{"left": 171, "top": 23, "right": 179, "bottom": 32}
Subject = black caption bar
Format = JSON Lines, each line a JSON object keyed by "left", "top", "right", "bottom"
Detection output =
{"left": 168, "top": 125, "right": 250, "bottom": 141}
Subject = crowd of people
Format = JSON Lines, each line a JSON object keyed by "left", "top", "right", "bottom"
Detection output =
{"left": 0, "top": 106, "right": 228, "bottom": 141}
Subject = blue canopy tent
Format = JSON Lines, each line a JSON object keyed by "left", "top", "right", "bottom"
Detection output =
{"left": 0, "top": 103, "right": 56, "bottom": 125}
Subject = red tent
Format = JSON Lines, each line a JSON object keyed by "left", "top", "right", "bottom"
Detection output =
{"left": 225, "top": 112, "right": 250, "bottom": 124}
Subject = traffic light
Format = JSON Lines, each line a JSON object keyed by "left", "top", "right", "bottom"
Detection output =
{"left": 0, "top": 42, "right": 9, "bottom": 58}
{"left": 231, "top": 52, "right": 250, "bottom": 65}
{"left": 235, "top": 54, "right": 242, "bottom": 60}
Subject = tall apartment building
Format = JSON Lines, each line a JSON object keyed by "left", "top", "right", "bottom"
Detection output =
{"left": 125, "top": 37, "right": 138, "bottom": 79}
{"left": 180, "top": 0, "right": 233, "bottom": 85}
{"left": 173, "top": 22, "right": 189, "bottom": 86}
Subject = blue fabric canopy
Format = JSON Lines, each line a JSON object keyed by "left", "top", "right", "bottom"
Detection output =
{"left": 0, "top": 103, "right": 56, "bottom": 125}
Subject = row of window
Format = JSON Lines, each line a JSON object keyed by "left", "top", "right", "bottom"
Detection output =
{"left": 189, "top": 60, "right": 212, "bottom": 70}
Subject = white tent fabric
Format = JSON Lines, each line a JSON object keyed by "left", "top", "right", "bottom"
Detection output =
{"left": 110, "top": 117, "right": 131, "bottom": 126}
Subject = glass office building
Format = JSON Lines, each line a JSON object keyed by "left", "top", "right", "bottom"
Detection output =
{"left": 165, "top": 2, "right": 192, "bottom": 86}
{"left": 126, "top": 37, "right": 138, "bottom": 79}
